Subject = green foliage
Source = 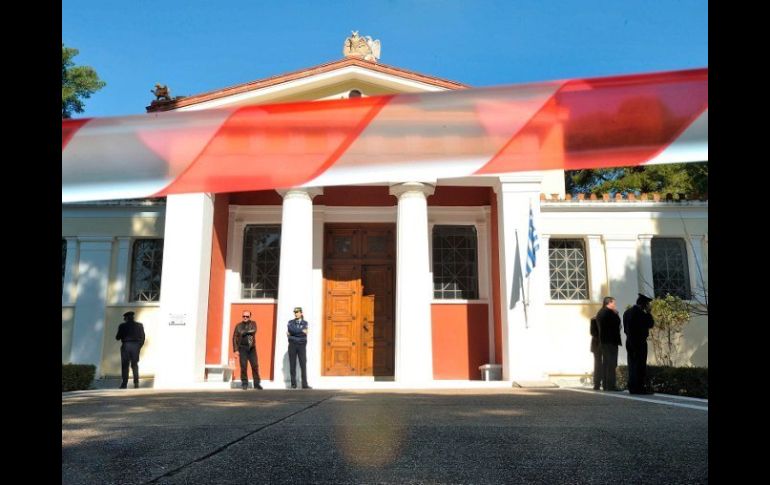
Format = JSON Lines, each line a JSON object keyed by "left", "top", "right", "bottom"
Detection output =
{"left": 565, "top": 162, "right": 708, "bottom": 198}
{"left": 62, "top": 44, "right": 106, "bottom": 118}
{"left": 650, "top": 294, "right": 691, "bottom": 367}
{"left": 62, "top": 363, "right": 96, "bottom": 391}
{"left": 616, "top": 365, "right": 708, "bottom": 398}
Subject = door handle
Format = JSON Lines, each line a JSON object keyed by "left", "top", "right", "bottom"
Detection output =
{"left": 363, "top": 324, "right": 369, "bottom": 332}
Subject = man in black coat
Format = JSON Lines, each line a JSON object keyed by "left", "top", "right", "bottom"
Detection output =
{"left": 624, "top": 293, "right": 655, "bottom": 394}
{"left": 232, "top": 310, "right": 262, "bottom": 390}
{"left": 596, "top": 296, "right": 621, "bottom": 391}
{"left": 115, "top": 311, "right": 145, "bottom": 389}
{"left": 589, "top": 317, "right": 603, "bottom": 390}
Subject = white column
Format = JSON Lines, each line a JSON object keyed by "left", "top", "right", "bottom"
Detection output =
{"left": 538, "top": 234, "right": 551, "bottom": 304}
{"left": 274, "top": 188, "right": 323, "bottom": 386}
{"left": 586, "top": 235, "right": 607, "bottom": 302}
{"left": 494, "top": 176, "right": 548, "bottom": 382}
{"left": 603, "top": 235, "right": 640, "bottom": 365}
{"left": 637, "top": 235, "right": 655, "bottom": 297}
{"left": 70, "top": 237, "right": 113, "bottom": 374}
{"left": 109, "top": 237, "right": 131, "bottom": 304}
{"left": 390, "top": 182, "right": 435, "bottom": 384}
{"left": 62, "top": 238, "right": 79, "bottom": 306}
{"left": 309, "top": 207, "right": 325, "bottom": 386}
{"left": 155, "top": 193, "right": 215, "bottom": 388}
{"left": 688, "top": 235, "right": 707, "bottom": 298}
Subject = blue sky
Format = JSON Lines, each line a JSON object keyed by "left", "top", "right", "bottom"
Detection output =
{"left": 62, "top": 0, "right": 708, "bottom": 118}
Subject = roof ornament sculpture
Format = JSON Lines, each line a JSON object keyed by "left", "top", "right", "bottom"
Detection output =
{"left": 343, "top": 31, "right": 380, "bottom": 62}
{"left": 151, "top": 83, "right": 172, "bottom": 102}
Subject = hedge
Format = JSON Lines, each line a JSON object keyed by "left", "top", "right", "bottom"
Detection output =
{"left": 62, "top": 364, "right": 96, "bottom": 392}
{"left": 616, "top": 365, "right": 708, "bottom": 399}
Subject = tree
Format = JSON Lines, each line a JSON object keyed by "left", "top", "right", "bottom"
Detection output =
{"left": 62, "top": 44, "right": 106, "bottom": 118}
{"left": 565, "top": 162, "right": 708, "bottom": 198}
{"left": 649, "top": 294, "right": 691, "bottom": 367}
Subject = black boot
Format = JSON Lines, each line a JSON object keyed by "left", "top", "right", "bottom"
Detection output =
{"left": 254, "top": 381, "right": 263, "bottom": 390}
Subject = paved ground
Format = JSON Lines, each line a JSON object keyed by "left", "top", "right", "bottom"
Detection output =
{"left": 62, "top": 388, "right": 707, "bottom": 484}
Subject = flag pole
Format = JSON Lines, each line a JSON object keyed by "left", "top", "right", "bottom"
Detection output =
{"left": 525, "top": 201, "right": 532, "bottom": 327}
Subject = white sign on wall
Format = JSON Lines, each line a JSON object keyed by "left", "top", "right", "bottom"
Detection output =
{"left": 168, "top": 314, "right": 187, "bottom": 326}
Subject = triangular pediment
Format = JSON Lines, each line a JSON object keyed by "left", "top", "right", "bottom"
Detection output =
{"left": 148, "top": 57, "right": 468, "bottom": 112}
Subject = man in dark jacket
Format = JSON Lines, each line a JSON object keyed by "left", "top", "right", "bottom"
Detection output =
{"left": 624, "top": 293, "right": 655, "bottom": 394}
{"left": 232, "top": 310, "right": 262, "bottom": 390}
{"left": 596, "top": 296, "right": 621, "bottom": 391}
{"left": 115, "top": 311, "right": 145, "bottom": 389}
{"left": 287, "top": 307, "right": 311, "bottom": 389}
{"left": 589, "top": 317, "right": 603, "bottom": 390}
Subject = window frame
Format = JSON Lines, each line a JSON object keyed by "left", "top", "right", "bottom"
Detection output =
{"left": 128, "top": 238, "right": 165, "bottom": 303}
{"left": 240, "top": 224, "right": 282, "bottom": 300}
{"left": 547, "top": 238, "right": 590, "bottom": 302}
{"left": 431, "top": 224, "right": 481, "bottom": 300}
{"left": 651, "top": 237, "right": 692, "bottom": 300}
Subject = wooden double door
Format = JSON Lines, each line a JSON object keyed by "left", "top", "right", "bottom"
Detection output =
{"left": 323, "top": 224, "right": 395, "bottom": 376}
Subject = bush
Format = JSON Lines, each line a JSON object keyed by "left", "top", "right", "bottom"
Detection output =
{"left": 62, "top": 364, "right": 96, "bottom": 392}
{"left": 616, "top": 365, "right": 708, "bottom": 398}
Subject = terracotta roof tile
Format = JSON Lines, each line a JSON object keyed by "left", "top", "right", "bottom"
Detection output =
{"left": 147, "top": 57, "right": 469, "bottom": 112}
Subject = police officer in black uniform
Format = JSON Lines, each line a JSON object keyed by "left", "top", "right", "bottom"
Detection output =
{"left": 115, "top": 311, "right": 145, "bottom": 389}
{"left": 287, "top": 307, "right": 311, "bottom": 389}
{"left": 232, "top": 310, "right": 262, "bottom": 390}
{"left": 623, "top": 293, "right": 655, "bottom": 394}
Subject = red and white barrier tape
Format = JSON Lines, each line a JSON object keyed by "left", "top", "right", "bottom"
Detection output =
{"left": 62, "top": 68, "right": 707, "bottom": 202}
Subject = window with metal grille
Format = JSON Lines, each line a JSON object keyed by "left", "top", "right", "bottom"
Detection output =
{"left": 432, "top": 225, "right": 479, "bottom": 299}
{"left": 242, "top": 225, "right": 281, "bottom": 299}
{"left": 652, "top": 238, "right": 691, "bottom": 300}
{"left": 549, "top": 239, "right": 589, "bottom": 300}
{"left": 130, "top": 239, "right": 164, "bottom": 302}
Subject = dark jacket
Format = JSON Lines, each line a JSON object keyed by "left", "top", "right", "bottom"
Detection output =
{"left": 232, "top": 320, "right": 257, "bottom": 351}
{"left": 623, "top": 305, "right": 655, "bottom": 342}
{"left": 590, "top": 317, "right": 601, "bottom": 353}
{"left": 116, "top": 320, "right": 145, "bottom": 347}
{"left": 288, "top": 319, "right": 308, "bottom": 344}
{"left": 597, "top": 307, "right": 622, "bottom": 346}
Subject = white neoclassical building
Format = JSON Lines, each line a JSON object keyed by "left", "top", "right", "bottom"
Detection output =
{"left": 62, "top": 38, "right": 708, "bottom": 389}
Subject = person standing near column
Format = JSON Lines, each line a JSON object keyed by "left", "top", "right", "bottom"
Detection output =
{"left": 596, "top": 296, "right": 621, "bottom": 391}
{"left": 287, "top": 307, "right": 312, "bottom": 389}
{"left": 624, "top": 293, "right": 655, "bottom": 394}
{"left": 115, "top": 311, "right": 145, "bottom": 389}
{"left": 232, "top": 310, "right": 262, "bottom": 390}
{"left": 589, "top": 316, "right": 603, "bottom": 390}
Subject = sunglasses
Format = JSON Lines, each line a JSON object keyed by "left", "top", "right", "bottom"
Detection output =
{"left": 242, "top": 315, "right": 250, "bottom": 318}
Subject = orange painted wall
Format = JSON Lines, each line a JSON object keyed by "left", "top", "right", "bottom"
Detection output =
{"left": 428, "top": 186, "right": 491, "bottom": 206}
{"left": 489, "top": 188, "right": 503, "bottom": 365}
{"left": 431, "top": 304, "right": 489, "bottom": 380}
{"left": 205, "top": 194, "right": 230, "bottom": 365}
{"left": 230, "top": 304, "right": 277, "bottom": 381}
{"left": 229, "top": 190, "right": 283, "bottom": 205}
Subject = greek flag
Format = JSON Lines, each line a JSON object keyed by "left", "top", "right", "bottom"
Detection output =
{"left": 525, "top": 207, "right": 539, "bottom": 277}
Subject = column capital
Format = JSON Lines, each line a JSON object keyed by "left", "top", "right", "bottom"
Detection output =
{"left": 276, "top": 187, "right": 324, "bottom": 201}
{"left": 637, "top": 234, "right": 655, "bottom": 242}
{"left": 389, "top": 182, "right": 435, "bottom": 199}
